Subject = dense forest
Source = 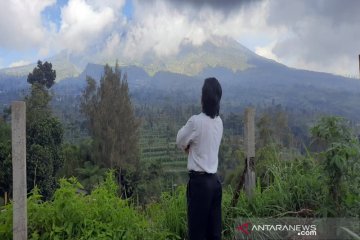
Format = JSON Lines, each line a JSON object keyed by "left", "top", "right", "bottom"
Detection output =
{"left": 0, "top": 61, "right": 359, "bottom": 239}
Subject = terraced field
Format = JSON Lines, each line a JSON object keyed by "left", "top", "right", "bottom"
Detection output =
{"left": 136, "top": 105, "right": 202, "bottom": 188}
{"left": 139, "top": 114, "right": 188, "bottom": 180}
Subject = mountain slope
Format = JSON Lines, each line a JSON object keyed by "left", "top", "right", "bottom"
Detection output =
{"left": 131, "top": 36, "right": 254, "bottom": 76}
{"left": 0, "top": 51, "right": 80, "bottom": 81}
{"left": 0, "top": 36, "right": 360, "bottom": 120}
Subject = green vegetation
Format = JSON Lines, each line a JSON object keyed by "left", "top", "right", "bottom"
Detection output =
{"left": 0, "top": 173, "right": 164, "bottom": 240}
{"left": 25, "top": 61, "right": 64, "bottom": 199}
{"left": 80, "top": 63, "right": 140, "bottom": 198}
{"left": 0, "top": 61, "right": 359, "bottom": 239}
{"left": 0, "top": 58, "right": 79, "bottom": 81}
{"left": 0, "top": 117, "right": 11, "bottom": 204}
{"left": 1, "top": 138, "right": 359, "bottom": 239}
{"left": 311, "top": 117, "right": 360, "bottom": 216}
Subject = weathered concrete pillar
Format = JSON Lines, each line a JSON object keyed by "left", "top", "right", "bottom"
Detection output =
{"left": 244, "top": 108, "right": 256, "bottom": 197}
{"left": 12, "top": 101, "right": 27, "bottom": 240}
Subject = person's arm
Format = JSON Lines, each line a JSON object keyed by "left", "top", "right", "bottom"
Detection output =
{"left": 176, "top": 116, "right": 197, "bottom": 152}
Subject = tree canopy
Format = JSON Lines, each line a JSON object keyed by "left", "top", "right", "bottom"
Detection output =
{"left": 25, "top": 60, "right": 64, "bottom": 199}
{"left": 27, "top": 60, "right": 56, "bottom": 89}
{"left": 80, "top": 63, "right": 140, "bottom": 197}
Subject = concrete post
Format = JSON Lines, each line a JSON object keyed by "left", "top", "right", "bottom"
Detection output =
{"left": 12, "top": 101, "right": 27, "bottom": 240}
{"left": 244, "top": 108, "right": 256, "bottom": 197}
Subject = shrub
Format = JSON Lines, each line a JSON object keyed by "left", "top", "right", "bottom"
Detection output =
{"left": 0, "top": 172, "right": 160, "bottom": 240}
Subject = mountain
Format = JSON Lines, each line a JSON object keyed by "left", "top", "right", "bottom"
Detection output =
{"left": 0, "top": 36, "right": 258, "bottom": 80}
{"left": 117, "top": 36, "right": 255, "bottom": 76}
{"left": 0, "top": 51, "right": 80, "bottom": 81}
{"left": 0, "top": 36, "right": 360, "bottom": 121}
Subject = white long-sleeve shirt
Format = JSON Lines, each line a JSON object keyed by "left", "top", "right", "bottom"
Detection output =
{"left": 176, "top": 112, "right": 223, "bottom": 173}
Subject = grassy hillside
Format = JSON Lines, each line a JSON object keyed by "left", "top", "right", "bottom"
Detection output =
{"left": 0, "top": 58, "right": 80, "bottom": 81}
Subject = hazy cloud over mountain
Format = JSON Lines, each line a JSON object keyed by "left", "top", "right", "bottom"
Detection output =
{"left": 116, "top": 0, "right": 269, "bottom": 60}
{"left": 0, "top": 0, "right": 359, "bottom": 77}
{"left": 265, "top": 0, "right": 360, "bottom": 76}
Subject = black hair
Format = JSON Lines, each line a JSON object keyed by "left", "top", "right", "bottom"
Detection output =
{"left": 201, "top": 77, "right": 222, "bottom": 118}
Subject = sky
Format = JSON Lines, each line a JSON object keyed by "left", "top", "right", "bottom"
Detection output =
{"left": 0, "top": 0, "right": 359, "bottom": 77}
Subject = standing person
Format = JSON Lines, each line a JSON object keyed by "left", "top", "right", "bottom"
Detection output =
{"left": 176, "top": 77, "right": 223, "bottom": 240}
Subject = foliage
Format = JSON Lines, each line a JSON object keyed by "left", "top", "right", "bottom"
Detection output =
{"left": 26, "top": 110, "right": 64, "bottom": 199}
{"left": 228, "top": 157, "right": 326, "bottom": 218}
{"left": 0, "top": 118, "right": 11, "bottom": 196}
{"left": 75, "top": 161, "right": 107, "bottom": 192}
{"left": 223, "top": 112, "right": 243, "bottom": 135}
{"left": 25, "top": 61, "right": 64, "bottom": 199}
{"left": 223, "top": 156, "right": 358, "bottom": 239}
{"left": 27, "top": 61, "right": 56, "bottom": 89}
{"left": 1, "top": 158, "right": 359, "bottom": 239}
{"left": 1, "top": 70, "right": 360, "bottom": 238}
{"left": 136, "top": 160, "right": 165, "bottom": 204}
{"left": 0, "top": 172, "right": 162, "bottom": 240}
{"left": 255, "top": 143, "right": 279, "bottom": 187}
{"left": 146, "top": 186, "right": 187, "bottom": 239}
{"left": 219, "top": 133, "right": 244, "bottom": 186}
{"left": 256, "top": 105, "right": 294, "bottom": 149}
{"left": 80, "top": 63, "right": 140, "bottom": 197}
{"left": 58, "top": 139, "right": 106, "bottom": 193}
{"left": 58, "top": 143, "right": 82, "bottom": 178}
{"left": 311, "top": 116, "right": 360, "bottom": 215}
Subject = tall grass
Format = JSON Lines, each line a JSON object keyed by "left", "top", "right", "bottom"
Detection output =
{"left": 146, "top": 187, "right": 187, "bottom": 239}
{"left": 1, "top": 152, "right": 359, "bottom": 239}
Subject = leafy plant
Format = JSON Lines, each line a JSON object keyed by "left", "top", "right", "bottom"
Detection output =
{"left": 311, "top": 116, "right": 360, "bottom": 216}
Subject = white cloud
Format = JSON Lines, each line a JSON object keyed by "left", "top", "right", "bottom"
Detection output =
{"left": 99, "top": 32, "right": 121, "bottom": 61}
{"left": 0, "top": 0, "right": 56, "bottom": 50}
{"left": 264, "top": 0, "right": 360, "bottom": 76}
{"left": 123, "top": 0, "right": 193, "bottom": 59}
{"left": 58, "top": 0, "right": 123, "bottom": 53}
{"left": 9, "top": 60, "right": 31, "bottom": 68}
{"left": 255, "top": 42, "right": 279, "bottom": 62}
{"left": 2, "top": 0, "right": 359, "bottom": 77}
{"left": 122, "top": 0, "right": 271, "bottom": 60}
{"left": 88, "top": 0, "right": 126, "bottom": 12}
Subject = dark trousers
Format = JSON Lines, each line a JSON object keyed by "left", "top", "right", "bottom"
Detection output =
{"left": 187, "top": 172, "right": 222, "bottom": 240}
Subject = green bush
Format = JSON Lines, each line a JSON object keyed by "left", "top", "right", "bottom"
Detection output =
{"left": 146, "top": 186, "right": 187, "bottom": 239}
{"left": 1, "top": 153, "right": 359, "bottom": 239}
{"left": 223, "top": 156, "right": 333, "bottom": 239}
{"left": 0, "top": 172, "right": 160, "bottom": 240}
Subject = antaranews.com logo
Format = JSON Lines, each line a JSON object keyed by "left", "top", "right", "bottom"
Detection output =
{"left": 236, "top": 221, "right": 316, "bottom": 237}
{"left": 234, "top": 217, "right": 359, "bottom": 240}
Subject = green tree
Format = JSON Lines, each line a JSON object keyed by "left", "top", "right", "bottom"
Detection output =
{"left": 311, "top": 116, "right": 360, "bottom": 215}
{"left": 257, "top": 112, "right": 273, "bottom": 148}
{"left": 25, "top": 61, "right": 64, "bottom": 199}
{"left": 57, "top": 138, "right": 93, "bottom": 178}
{"left": 76, "top": 161, "right": 107, "bottom": 192}
{"left": 80, "top": 63, "right": 140, "bottom": 197}
{"left": 224, "top": 112, "right": 243, "bottom": 135}
{"left": 27, "top": 60, "right": 56, "bottom": 89}
{"left": 257, "top": 105, "right": 294, "bottom": 148}
{"left": 0, "top": 118, "right": 11, "bottom": 203}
